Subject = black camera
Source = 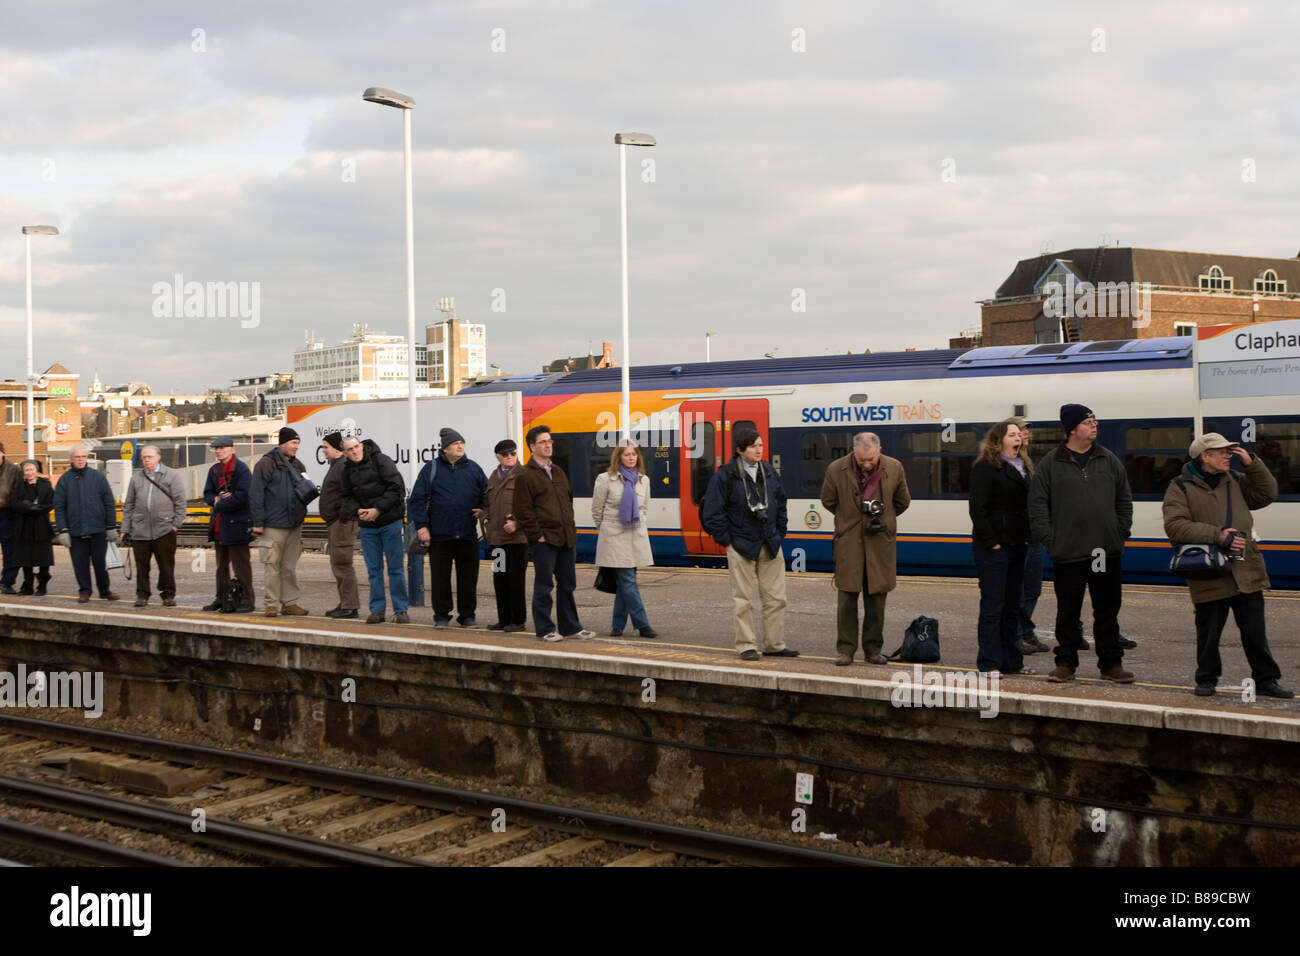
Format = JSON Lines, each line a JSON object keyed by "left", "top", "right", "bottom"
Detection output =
{"left": 750, "top": 502, "right": 769, "bottom": 523}
{"left": 862, "top": 499, "right": 886, "bottom": 533}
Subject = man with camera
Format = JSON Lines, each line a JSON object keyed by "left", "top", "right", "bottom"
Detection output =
{"left": 820, "top": 432, "right": 911, "bottom": 665}
{"left": 1162, "top": 432, "right": 1291, "bottom": 698}
{"left": 701, "top": 425, "right": 798, "bottom": 662}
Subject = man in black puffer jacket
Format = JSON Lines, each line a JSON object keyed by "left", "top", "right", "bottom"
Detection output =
{"left": 340, "top": 436, "right": 409, "bottom": 624}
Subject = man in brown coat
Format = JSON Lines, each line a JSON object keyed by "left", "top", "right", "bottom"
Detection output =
{"left": 485, "top": 438, "right": 528, "bottom": 632}
{"left": 820, "top": 432, "right": 911, "bottom": 665}
{"left": 513, "top": 424, "right": 594, "bottom": 642}
{"left": 1162, "top": 432, "right": 1291, "bottom": 698}
{"left": 319, "top": 432, "right": 359, "bottom": 619}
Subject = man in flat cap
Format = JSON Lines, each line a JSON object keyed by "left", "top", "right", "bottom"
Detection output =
{"left": 202, "top": 437, "right": 255, "bottom": 612}
{"left": 251, "top": 426, "right": 312, "bottom": 617}
{"left": 408, "top": 427, "right": 487, "bottom": 627}
{"left": 319, "top": 432, "right": 359, "bottom": 619}
{"left": 1163, "top": 433, "right": 1292, "bottom": 698}
{"left": 1029, "top": 404, "right": 1134, "bottom": 684}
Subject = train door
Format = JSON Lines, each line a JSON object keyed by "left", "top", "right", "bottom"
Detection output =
{"left": 678, "top": 398, "right": 770, "bottom": 556}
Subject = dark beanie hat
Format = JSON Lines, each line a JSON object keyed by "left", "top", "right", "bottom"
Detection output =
{"left": 323, "top": 432, "right": 344, "bottom": 451}
{"left": 494, "top": 439, "right": 517, "bottom": 455}
{"left": 279, "top": 426, "right": 300, "bottom": 445}
{"left": 440, "top": 427, "right": 465, "bottom": 446}
{"left": 732, "top": 424, "right": 761, "bottom": 453}
{"left": 1060, "top": 404, "right": 1094, "bottom": 435}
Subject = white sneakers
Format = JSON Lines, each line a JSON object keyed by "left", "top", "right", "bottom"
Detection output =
{"left": 539, "top": 629, "right": 595, "bottom": 642}
{"left": 541, "top": 632, "right": 564, "bottom": 642}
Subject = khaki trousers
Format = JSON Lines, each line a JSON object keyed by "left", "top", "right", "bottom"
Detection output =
{"left": 261, "top": 525, "right": 303, "bottom": 608}
{"left": 726, "top": 544, "right": 788, "bottom": 653}
{"left": 327, "top": 519, "right": 359, "bottom": 611}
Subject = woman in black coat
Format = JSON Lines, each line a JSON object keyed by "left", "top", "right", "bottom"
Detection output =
{"left": 969, "top": 421, "right": 1034, "bottom": 676}
{"left": 11, "top": 460, "right": 55, "bottom": 595}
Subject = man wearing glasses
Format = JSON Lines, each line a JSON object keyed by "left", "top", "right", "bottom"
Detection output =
{"left": 1029, "top": 404, "right": 1134, "bottom": 683}
{"left": 484, "top": 439, "right": 528, "bottom": 632}
{"left": 1163, "top": 433, "right": 1292, "bottom": 698}
{"left": 512, "top": 425, "right": 594, "bottom": 642}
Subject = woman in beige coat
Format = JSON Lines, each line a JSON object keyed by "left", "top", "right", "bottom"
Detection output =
{"left": 592, "top": 442, "right": 656, "bottom": 637}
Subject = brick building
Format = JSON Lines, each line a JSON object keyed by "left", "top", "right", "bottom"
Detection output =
{"left": 0, "top": 363, "right": 83, "bottom": 473}
{"left": 980, "top": 247, "right": 1300, "bottom": 346}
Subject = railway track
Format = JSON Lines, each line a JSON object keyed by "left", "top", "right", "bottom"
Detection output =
{"left": 0, "top": 715, "right": 889, "bottom": 867}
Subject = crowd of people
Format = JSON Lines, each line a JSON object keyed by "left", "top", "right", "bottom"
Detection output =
{"left": 0, "top": 408, "right": 1290, "bottom": 698}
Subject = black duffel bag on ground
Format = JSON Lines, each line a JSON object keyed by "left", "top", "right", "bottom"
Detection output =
{"left": 886, "top": 615, "right": 941, "bottom": 663}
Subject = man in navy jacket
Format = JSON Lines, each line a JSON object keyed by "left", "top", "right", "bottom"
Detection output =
{"left": 53, "top": 445, "right": 120, "bottom": 603}
{"left": 202, "top": 437, "right": 254, "bottom": 612}
{"left": 409, "top": 427, "right": 487, "bottom": 627}
{"left": 701, "top": 426, "right": 797, "bottom": 662}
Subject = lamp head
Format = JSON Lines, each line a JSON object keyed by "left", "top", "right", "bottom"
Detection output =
{"left": 22, "top": 225, "right": 59, "bottom": 236}
{"left": 363, "top": 87, "right": 415, "bottom": 109}
{"left": 614, "top": 132, "right": 656, "bottom": 147}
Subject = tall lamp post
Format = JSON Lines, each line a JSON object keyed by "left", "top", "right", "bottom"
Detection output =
{"left": 614, "top": 132, "right": 656, "bottom": 444}
{"left": 22, "top": 225, "right": 59, "bottom": 461}
{"left": 362, "top": 86, "right": 418, "bottom": 485}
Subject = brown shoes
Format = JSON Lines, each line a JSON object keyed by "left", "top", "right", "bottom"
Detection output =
{"left": 280, "top": 604, "right": 309, "bottom": 616}
{"left": 1047, "top": 665, "right": 1076, "bottom": 683}
{"left": 864, "top": 653, "right": 888, "bottom": 666}
{"left": 1100, "top": 666, "right": 1135, "bottom": 683}
{"left": 77, "top": 594, "right": 91, "bottom": 604}
{"left": 264, "top": 607, "right": 279, "bottom": 617}
{"left": 103, "top": 592, "right": 121, "bottom": 601}
{"left": 835, "top": 653, "right": 853, "bottom": 666}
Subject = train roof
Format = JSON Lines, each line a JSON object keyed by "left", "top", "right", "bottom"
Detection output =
{"left": 460, "top": 337, "right": 1194, "bottom": 397}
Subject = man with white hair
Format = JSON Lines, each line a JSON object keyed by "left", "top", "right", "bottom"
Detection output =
{"left": 53, "top": 445, "right": 120, "bottom": 603}
{"left": 122, "top": 445, "right": 188, "bottom": 607}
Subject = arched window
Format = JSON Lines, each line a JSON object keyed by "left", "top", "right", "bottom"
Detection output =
{"left": 1254, "top": 269, "right": 1286, "bottom": 294}
{"left": 1198, "top": 265, "right": 1233, "bottom": 291}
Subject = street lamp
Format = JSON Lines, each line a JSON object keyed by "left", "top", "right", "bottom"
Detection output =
{"left": 362, "top": 86, "right": 418, "bottom": 485}
{"left": 22, "top": 225, "right": 59, "bottom": 461}
{"left": 705, "top": 331, "right": 716, "bottom": 363}
{"left": 614, "top": 132, "right": 656, "bottom": 444}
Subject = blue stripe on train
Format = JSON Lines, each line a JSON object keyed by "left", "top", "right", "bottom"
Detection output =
{"left": 570, "top": 529, "right": 1300, "bottom": 589}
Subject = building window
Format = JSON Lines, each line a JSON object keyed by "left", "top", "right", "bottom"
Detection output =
{"left": 4, "top": 399, "right": 22, "bottom": 424}
{"left": 1174, "top": 322, "right": 1196, "bottom": 336}
{"left": 1254, "top": 269, "right": 1286, "bottom": 294}
{"left": 1198, "top": 265, "right": 1232, "bottom": 291}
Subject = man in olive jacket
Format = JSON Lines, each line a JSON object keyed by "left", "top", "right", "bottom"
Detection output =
{"left": 1162, "top": 432, "right": 1291, "bottom": 699}
{"left": 1028, "top": 404, "right": 1133, "bottom": 683}
{"left": 820, "top": 432, "right": 911, "bottom": 665}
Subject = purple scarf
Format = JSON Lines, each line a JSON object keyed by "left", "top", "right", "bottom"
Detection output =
{"left": 618, "top": 466, "right": 640, "bottom": 527}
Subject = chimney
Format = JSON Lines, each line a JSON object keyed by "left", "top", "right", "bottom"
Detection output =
{"left": 601, "top": 342, "right": 615, "bottom": 368}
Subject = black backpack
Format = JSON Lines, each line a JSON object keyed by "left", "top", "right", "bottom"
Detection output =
{"left": 219, "top": 577, "right": 244, "bottom": 613}
{"left": 886, "top": 616, "right": 941, "bottom": 663}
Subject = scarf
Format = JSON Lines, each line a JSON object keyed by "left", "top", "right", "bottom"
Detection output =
{"left": 1000, "top": 453, "right": 1026, "bottom": 477}
{"left": 212, "top": 456, "right": 236, "bottom": 537}
{"left": 854, "top": 458, "right": 885, "bottom": 502}
{"left": 618, "top": 465, "right": 640, "bottom": 527}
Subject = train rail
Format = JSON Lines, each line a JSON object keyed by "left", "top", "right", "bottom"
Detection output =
{"left": 0, "top": 715, "right": 888, "bottom": 867}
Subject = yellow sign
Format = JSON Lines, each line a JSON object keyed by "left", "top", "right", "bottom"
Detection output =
{"left": 120, "top": 440, "right": 134, "bottom": 460}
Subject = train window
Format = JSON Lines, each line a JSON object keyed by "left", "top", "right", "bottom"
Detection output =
{"left": 1256, "top": 420, "right": 1300, "bottom": 497}
{"left": 690, "top": 420, "right": 715, "bottom": 506}
{"left": 549, "top": 434, "right": 575, "bottom": 492}
{"left": 899, "top": 426, "right": 980, "bottom": 497}
{"left": 1023, "top": 425, "right": 1062, "bottom": 469}
{"left": 1123, "top": 424, "right": 1193, "bottom": 497}
{"left": 800, "top": 431, "right": 855, "bottom": 497}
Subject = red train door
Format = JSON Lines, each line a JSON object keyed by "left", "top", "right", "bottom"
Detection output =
{"left": 679, "top": 398, "right": 770, "bottom": 556}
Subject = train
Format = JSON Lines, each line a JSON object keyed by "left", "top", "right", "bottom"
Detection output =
{"left": 461, "top": 336, "right": 1300, "bottom": 588}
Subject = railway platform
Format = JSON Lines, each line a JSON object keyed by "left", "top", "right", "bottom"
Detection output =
{"left": 2, "top": 556, "right": 1299, "bottom": 865}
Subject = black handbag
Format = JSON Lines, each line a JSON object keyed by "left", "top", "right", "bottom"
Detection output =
{"left": 1169, "top": 475, "right": 1234, "bottom": 580}
{"left": 593, "top": 566, "right": 619, "bottom": 594}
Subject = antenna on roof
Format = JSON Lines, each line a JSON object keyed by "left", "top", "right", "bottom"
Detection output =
{"left": 1039, "top": 240, "right": 1052, "bottom": 254}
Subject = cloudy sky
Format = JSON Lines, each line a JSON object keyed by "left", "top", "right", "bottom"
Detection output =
{"left": 2, "top": 0, "right": 1297, "bottom": 394}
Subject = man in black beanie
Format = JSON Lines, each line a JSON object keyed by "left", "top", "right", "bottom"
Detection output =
{"left": 1028, "top": 404, "right": 1134, "bottom": 683}
{"left": 319, "top": 432, "right": 359, "bottom": 618}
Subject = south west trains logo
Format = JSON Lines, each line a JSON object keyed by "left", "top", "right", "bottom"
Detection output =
{"left": 800, "top": 401, "right": 942, "bottom": 424}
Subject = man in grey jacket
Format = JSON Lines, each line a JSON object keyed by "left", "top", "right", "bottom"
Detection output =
{"left": 1028, "top": 404, "right": 1134, "bottom": 684}
{"left": 53, "top": 445, "right": 121, "bottom": 603}
{"left": 122, "top": 445, "right": 188, "bottom": 607}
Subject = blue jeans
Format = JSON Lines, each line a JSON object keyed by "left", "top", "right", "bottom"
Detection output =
{"left": 612, "top": 567, "right": 650, "bottom": 631}
{"left": 360, "top": 522, "right": 409, "bottom": 615}
{"left": 1018, "top": 542, "right": 1043, "bottom": 638}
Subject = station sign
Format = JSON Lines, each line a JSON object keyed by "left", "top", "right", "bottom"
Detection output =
{"left": 1196, "top": 319, "right": 1300, "bottom": 400}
